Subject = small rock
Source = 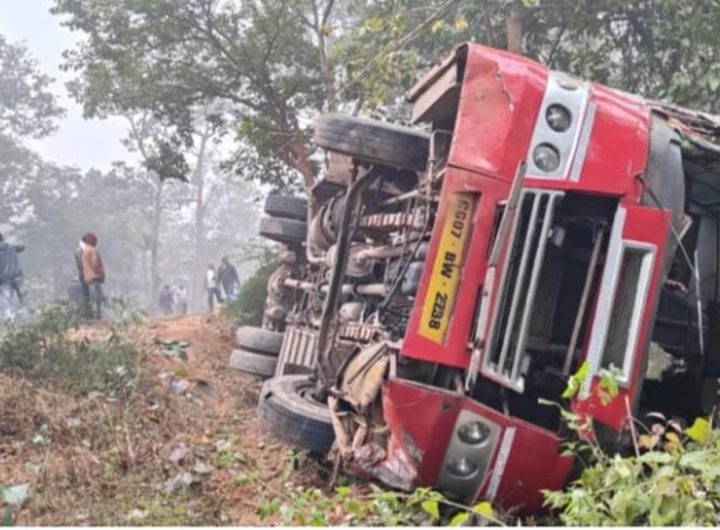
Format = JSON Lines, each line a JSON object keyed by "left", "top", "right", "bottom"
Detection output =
{"left": 126, "top": 509, "right": 147, "bottom": 521}
{"left": 193, "top": 461, "right": 214, "bottom": 475}
{"left": 169, "top": 444, "right": 189, "bottom": 464}
{"left": 168, "top": 379, "right": 191, "bottom": 395}
{"left": 257, "top": 442, "right": 265, "bottom": 450}
{"left": 66, "top": 417, "right": 81, "bottom": 428}
{"left": 164, "top": 471, "right": 194, "bottom": 493}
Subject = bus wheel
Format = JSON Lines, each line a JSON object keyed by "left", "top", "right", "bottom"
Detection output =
{"left": 314, "top": 114, "right": 430, "bottom": 172}
{"left": 257, "top": 375, "right": 334, "bottom": 454}
{"left": 229, "top": 349, "right": 278, "bottom": 378}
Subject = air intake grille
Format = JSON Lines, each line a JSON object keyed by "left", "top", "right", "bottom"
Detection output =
{"left": 481, "top": 189, "right": 564, "bottom": 392}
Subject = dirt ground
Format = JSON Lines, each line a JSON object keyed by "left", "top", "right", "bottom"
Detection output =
{"left": 0, "top": 314, "right": 328, "bottom": 525}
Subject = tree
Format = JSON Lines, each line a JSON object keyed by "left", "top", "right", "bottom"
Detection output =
{"left": 52, "top": 0, "right": 348, "bottom": 190}
{"left": 0, "top": 35, "right": 64, "bottom": 139}
{"left": 335, "top": 1, "right": 720, "bottom": 115}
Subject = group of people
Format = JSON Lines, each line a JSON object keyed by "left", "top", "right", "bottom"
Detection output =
{"left": 158, "top": 283, "right": 189, "bottom": 316}
{"left": 0, "top": 233, "right": 25, "bottom": 324}
{"left": 205, "top": 256, "right": 239, "bottom": 311}
{"left": 157, "top": 257, "right": 239, "bottom": 315}
{"left": 2, "top": 229, "right": 238, "bottom": 322}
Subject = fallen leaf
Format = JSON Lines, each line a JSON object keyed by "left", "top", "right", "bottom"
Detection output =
{"left": 1, "top": 484, "right": 29, "bottom": 507}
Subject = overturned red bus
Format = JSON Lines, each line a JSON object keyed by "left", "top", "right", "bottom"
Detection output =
{"left": 231, "top": 43, "right": 720, "bottom": 512}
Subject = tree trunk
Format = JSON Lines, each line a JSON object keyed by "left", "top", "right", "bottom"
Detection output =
{"left": 190, "top": 126, "right": 211, "bottom": 312}
{"left": 506, "top": 1, "right": 524, "bottom": 55}
{"left": 150, "top": 178, "right": 164, "bottom": 309}
{"left": 288, "top": 131, "right": 316, "bottom": 190}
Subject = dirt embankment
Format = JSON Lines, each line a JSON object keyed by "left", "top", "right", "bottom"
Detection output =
{"left": 0, "top": 314, "right": 325, "bottom": 525}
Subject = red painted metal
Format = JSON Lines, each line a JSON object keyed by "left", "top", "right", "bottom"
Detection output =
{"left": 402, "top": 168, "right": 509, "bottom": 367}
{"left": 383, "top": 379, "right": 573, "bottom": 514}
{"left": 573, "top": 204, "right": 672, "bottom": 430}
{"left": 389, "top": 43, "right": 675, "bottom": 511}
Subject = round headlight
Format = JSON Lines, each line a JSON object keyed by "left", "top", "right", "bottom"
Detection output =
{"left": 533, "top": 143, "right": 561, "bottom": 173}
{"left": 446, "top": 457, "right": 478, "bottom": 478}
{"left": 458, "top": 421, "right": 491, "bottom": 445}
{"left": 546, "top": 104, "right": 572, "bottom": 132}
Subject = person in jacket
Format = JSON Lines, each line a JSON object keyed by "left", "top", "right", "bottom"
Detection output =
{"left": 217, "top": 256, "right": 240, "bottom": 302}
{"left": 0, "top": 233, "right": 24, "bottom": 323}
{"left": 205, "top": 263, "right": 222, "bottom": 311}
{"left": 81, "top": 232, "right": 105, "bottom": 319}
{"left": 159, "top": 284, "right": 174, "bottom": 316}
{"left": 74, "top": 239, "right": 90, "bottom": 316}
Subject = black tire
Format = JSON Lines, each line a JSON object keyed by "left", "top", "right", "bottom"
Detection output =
{"left": 229, "top": 348, "right": 278, "bottom": 378}
{"left": 264, "top": 194, "right": 308, "bottom": 221}
{"left": 314, "top": 114, "right": 430, "bottom": 171}
{"left": 257, "top": 375, "right": 334, "bottom": 454}
{"left": 259, "top": 216, "right": 307, "bottom": 246}
{"left": 235, "top": 326, "right": 283, "bottom": 355}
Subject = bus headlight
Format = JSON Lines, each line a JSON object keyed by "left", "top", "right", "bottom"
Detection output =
{"left": 446, "top": 456, "right": 479, "bottom": 478}
{"left": 533, "top": 143, "right": 561, "bottom": 172}
{"left": 546, "top": 104, "right": 572, "bottom": 132}
{"left": 458, "top": 421, "right": 491, "bottom": 445}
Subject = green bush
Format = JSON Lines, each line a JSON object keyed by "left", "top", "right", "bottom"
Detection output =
{"left": 543, "top": 364, "right": 720, "bottom": 527}
{"left": 222, "top": 247, "right": 278, "bottom": 327}
{"left": 0, "top": 305, "right": 138, "bottom": 397}
{"left": 258, "top": 484, "right": 499, "bottom": 526}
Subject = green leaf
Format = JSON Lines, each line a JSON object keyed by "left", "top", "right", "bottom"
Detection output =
{"left": 421, "top": 500, "right": 439, "bottom": 520}
{"left": 686, "top": 417, "right": 711, "bottom": 443}
{"left": 598, "top": 367, "right": 621, "bottom": 405}
{"left": 430, "top": 19, "right": 445, "bottom": 34}
{"left": 335, "top": 486, "right": 350, "bottom": 497}
{"left": 471, "top": 501, "right": 494, "bottom": 518}
{"left": 562, "top": 360, "right": 589, "bottom": 399}
{"left": 638, "top": 451, "right": 673, "bottom": 465}
{"left": 2, "top": 506, "right": 12, "bottom": 527}
{"left": 450, "top": 511, "right": 470, "bottom": 526}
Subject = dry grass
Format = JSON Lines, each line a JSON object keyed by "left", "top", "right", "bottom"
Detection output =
{"left": 0, "top": 314, "right": 327, "bottom": 525}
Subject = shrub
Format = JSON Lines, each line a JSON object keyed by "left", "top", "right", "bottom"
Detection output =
{"left": 543, "top": 364, "right": 720, "bottom": 526}
{"left": 0, "top": 304, "right": 138, "bottom": 397}
{"left": 258, "top": 484, "right": 499, "bottom": 526}
{"left": 222, "top": 246, "right": 278, "bottom": 327}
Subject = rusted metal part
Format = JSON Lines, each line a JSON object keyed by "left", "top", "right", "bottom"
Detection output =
{"left": 563, "top": 227, "right": 605, "bottom": 375}
{"left": 650, "top": 101, "right": 720, "bottom": 138}
{"left": 328, "top": 341, "right": 418, "bottom": 489}
{"left": 316, "top": 167, "right": 381, "bottom": 387}
{"left": 338, "top": 341, "right": 389, "bottom": 409}
{"left": 328, "top": 396, "right": 354, "bottom": 458}
{"left": 262, "top": 250, "right": 299, "bottom": 331}
{"left": 338, "top": 322, "right": 388, "bottom": 343}
{"left": 359, "top": 211, "right": 420, "bottom": 230}
{"left": 350, "top": 441, "right": 417, "bottom": 491}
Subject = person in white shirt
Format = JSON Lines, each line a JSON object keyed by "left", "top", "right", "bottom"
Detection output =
{"left": 205, "top": 263, "right": 223, "bottom": 311}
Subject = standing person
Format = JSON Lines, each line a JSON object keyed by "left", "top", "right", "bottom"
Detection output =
{"left": 159, "top": 284, "right": 174, "bottom": 316}
{"left": 81, "top": 232, "right": 105, "bottom": 320}
{"left": 174, "top": 283, "right": 188, "bottom": 314}
{"left": 205, "top": 263, "right": 222, "bottom": 311}
{"left": 0, "top": 234, "right": 24, "bottom": 323}
{"left": 74, "top": 239, "right": 90, "bottom": 316}
{"left": 217, "top": 256, "right": 240, "bottom": 302}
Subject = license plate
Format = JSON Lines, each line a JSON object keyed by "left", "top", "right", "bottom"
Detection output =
{"left": 419, "top": 192, "right": 476, "bottom": 343}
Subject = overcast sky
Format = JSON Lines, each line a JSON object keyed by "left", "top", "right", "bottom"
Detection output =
{"left": 0, "top": 0, "right": 133, "bottom": 171}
